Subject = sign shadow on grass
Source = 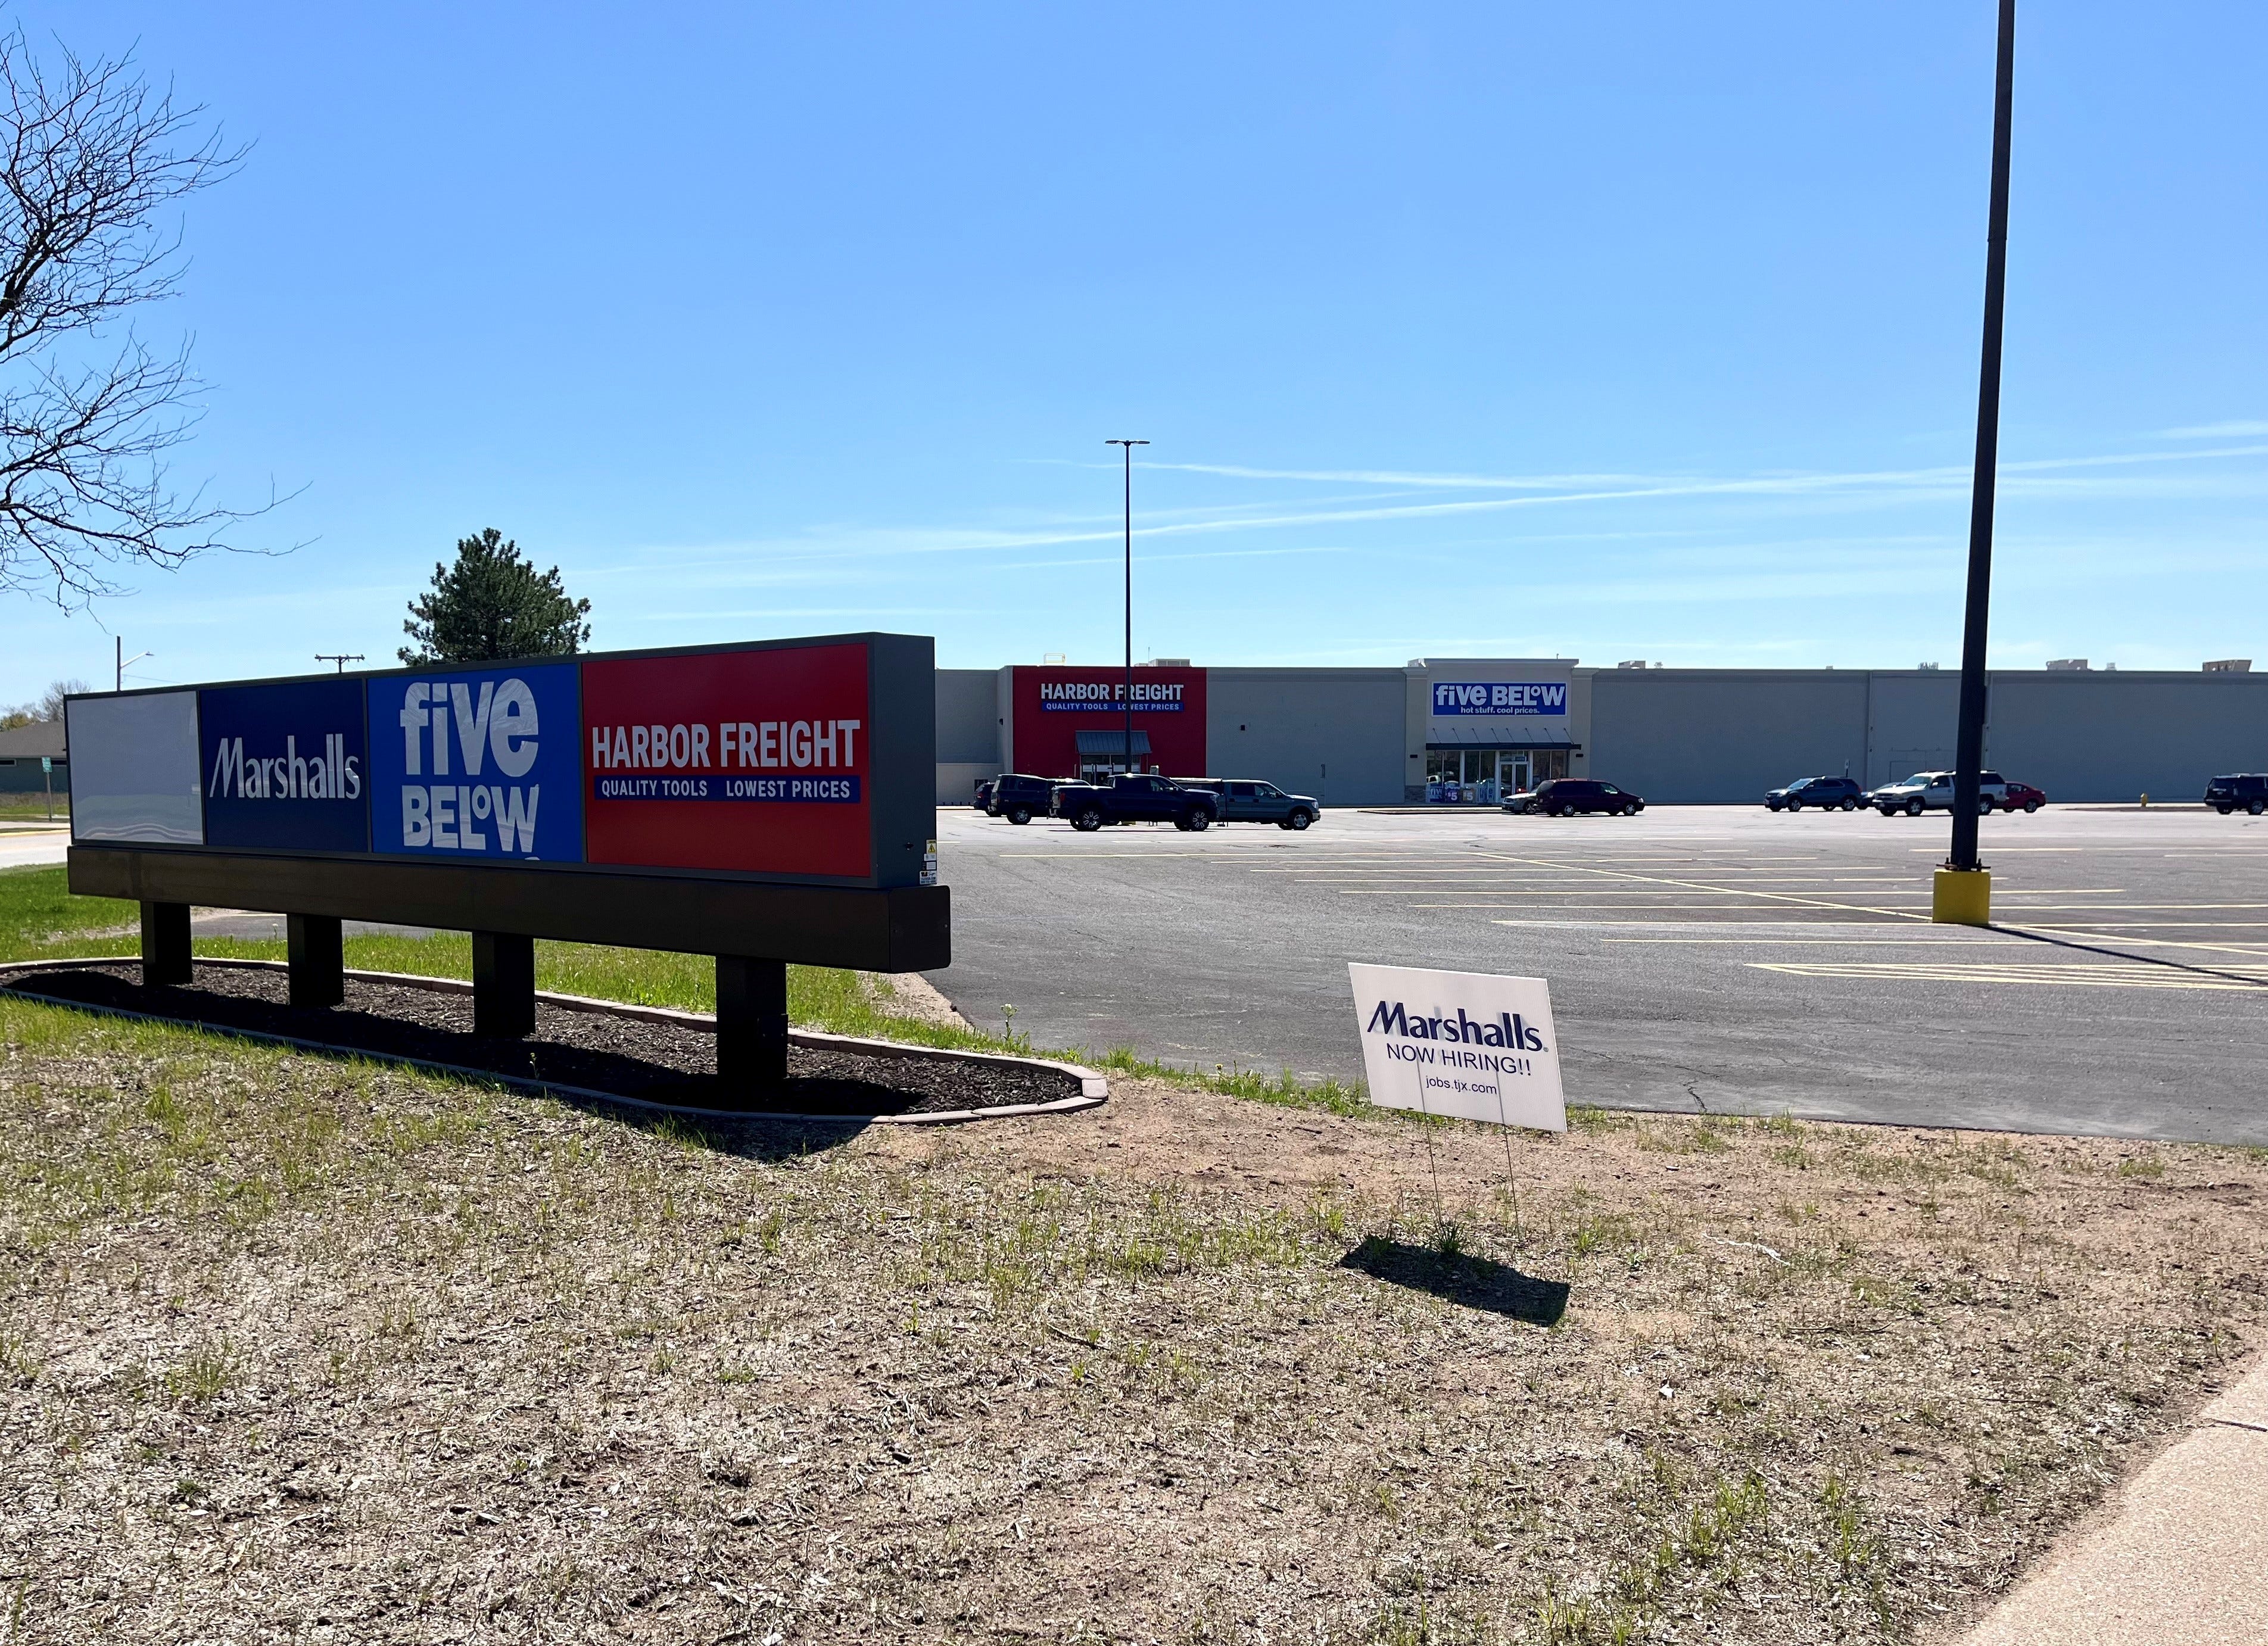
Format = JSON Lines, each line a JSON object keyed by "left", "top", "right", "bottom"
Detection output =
{"left": 1338, "top": 1236, "right": 1570, "bottom": 1326}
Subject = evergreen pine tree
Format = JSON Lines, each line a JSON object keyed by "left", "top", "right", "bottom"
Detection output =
{"left": 399, "top": 529, "right": 591, "bottom": 664}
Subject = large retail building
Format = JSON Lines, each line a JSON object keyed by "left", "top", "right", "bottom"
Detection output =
{"left": 934, "top": 659, "right": 2266, "bottom": 806}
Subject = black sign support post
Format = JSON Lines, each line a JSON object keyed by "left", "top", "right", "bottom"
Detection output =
{"left": 1937, "top": 0, "right": 2015, "bottom": 927}
{"left": 141, "top": 901, "right": 191, "bottom": 987}
{"left": 473, "top": 931, "right": 537, "bottom": 1038}
{"left": 716, "top": 955, "right": 789, "bottom": 1092}
{"left": 286, "top": 914, "right": 345, "bottom": 1009}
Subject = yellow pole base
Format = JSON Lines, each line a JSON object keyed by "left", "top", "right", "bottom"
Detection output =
{"left": 1932, "top": 866, "right": 1992, "bottom": 925}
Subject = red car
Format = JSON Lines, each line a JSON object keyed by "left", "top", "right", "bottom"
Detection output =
{"left": 2001, "top": 781, "right": 2046, "bottom": 814}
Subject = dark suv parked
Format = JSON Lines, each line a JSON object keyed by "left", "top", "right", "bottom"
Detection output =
{"left": 982, "top": 773, "right": 1058, "bottom": 825}
{"left": 1511, "top": 778, "right": 1645, "bottom": 817}
{"left": 1765, "top": 775, "right": 1863, "bottom": 812}
{"left": 2206, "top": 774, "right": 2268, "bottom": 816}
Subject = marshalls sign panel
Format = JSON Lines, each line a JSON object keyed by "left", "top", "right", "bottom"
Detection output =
{"left": 1348, "top": 962, "right": 1566, "bottom": 1132}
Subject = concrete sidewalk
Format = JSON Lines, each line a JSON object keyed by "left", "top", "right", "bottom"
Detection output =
{"left": 1960, "top": 1348, "right": 2268, "bottom": 1645}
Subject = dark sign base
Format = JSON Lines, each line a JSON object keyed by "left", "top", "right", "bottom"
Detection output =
{"left": 73, "top": 846, "right": 949, "bottom": 1106}
{"left": 69, "top": 847, "right": 949, "bottom": 971}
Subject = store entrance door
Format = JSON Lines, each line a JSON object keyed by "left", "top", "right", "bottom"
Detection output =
{"left": 1423, "top": 747, "right": 1569, "bottom": 802}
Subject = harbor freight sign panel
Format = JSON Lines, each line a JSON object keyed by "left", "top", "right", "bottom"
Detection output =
{"left": 1431, "top": 681, "right": 1568, "bottom": 717}
{"left": 66, "top": 633, "right": 933, "bottom": 891}
{"left": 581, "top": 643, "right": 871, "bottom": 877}
{"left": 1008, "top": 665, "right": 1207, "bottom": 778}
{"left": 367, "top": 663, "right": 583, "bottom": 861}
{"left": 1347, "top": 962, "right": 1566, "bottom": 1131}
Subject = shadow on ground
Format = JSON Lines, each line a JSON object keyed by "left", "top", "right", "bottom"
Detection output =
{"left": 1339, "top": 1235, "right": 1571, "bottom": 1325}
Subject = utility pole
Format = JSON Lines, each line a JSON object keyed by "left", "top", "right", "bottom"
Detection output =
{"left": 114, "top": 638, "right": 153, "bottom": 691}
{"left": 314, "top": 654, "right": 365, "bottom": 674}
{"left": 1937, "top": 0, "right": 2015, "bottom": 927}
{"left": 1105, "top": 438, "right": 1149, "bottom": 777}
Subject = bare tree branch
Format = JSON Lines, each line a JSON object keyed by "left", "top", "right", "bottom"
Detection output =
{"left": 0, "top": 21, "right": 276, "bottom": 607}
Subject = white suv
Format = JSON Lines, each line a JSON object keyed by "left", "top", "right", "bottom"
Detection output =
{"left": 1867, "top": 769, "right": 2008, "bottom": 816}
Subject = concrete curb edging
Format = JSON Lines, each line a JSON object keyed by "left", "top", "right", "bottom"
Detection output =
{"left": 0, "top": 954, "right": 1108, "bottom": 1126}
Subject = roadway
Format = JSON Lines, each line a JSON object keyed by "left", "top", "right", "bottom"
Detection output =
{"left": 0, "top": 825, "right": 68, "bottom": 869}
{"left": 926, "top": 803, "right": 2268, "bottom": 1144}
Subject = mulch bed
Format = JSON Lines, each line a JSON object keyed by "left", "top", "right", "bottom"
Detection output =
{"left": 0, "top": 961, "right": 1079, "bottom": 1117}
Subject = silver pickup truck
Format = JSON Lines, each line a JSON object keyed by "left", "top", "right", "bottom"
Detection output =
{"left": 1865, "top": 769, "right": 2008, "bottom": 816}
{"left": 1180, "top": 778, "right": 1321, "bottom": 830}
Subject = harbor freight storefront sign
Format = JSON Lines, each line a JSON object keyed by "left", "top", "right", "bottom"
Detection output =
{"left": 1009, "top": 665, "right": 1207, "bottom": 778}
{"left": 1347, "top": 961, "right": 1566, "bottom": 1131}
{"left": 1036, "top": 678, "right": 1188, "bottom": 711}
{"left": 67, "top": 634, "right": 930, "bottom": 890}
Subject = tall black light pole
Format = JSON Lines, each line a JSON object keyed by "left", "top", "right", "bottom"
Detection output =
{"left": 1106, "top": 438, "right": 1148, "bottom": 775}
{"left": 1940, "top": 0, "right": 2015, "bottom": 922}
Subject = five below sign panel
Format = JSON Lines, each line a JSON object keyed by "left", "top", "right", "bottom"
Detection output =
{"left": 1347, "top": 962, "right": 1566, "bottom": 1132}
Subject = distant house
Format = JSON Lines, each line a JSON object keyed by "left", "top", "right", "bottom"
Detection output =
{"left": 0, "top": 718, "right": 67, "bottom": 795}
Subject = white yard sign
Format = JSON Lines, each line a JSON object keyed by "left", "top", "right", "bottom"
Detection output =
{"left": 1348, "top": 962, "right": 1566, "bottom": 1132}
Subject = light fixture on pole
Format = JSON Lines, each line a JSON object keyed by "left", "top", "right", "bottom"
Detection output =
{"left": 1937, "top": 0, "right": 2015, "bottom": 927}
{"left": 115, "top": 637, "right": 154, "bottom": 691}
{"left": 1105, "top": 438, "right": 1149, "bottom": 777}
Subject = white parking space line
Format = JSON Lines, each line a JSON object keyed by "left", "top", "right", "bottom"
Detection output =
{"left": 1753, "top": 960, "right": 2268, "bottom": 992}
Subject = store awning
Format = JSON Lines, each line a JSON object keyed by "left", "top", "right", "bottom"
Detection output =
{"left": 1074, "top": 729, "right": 1152, "bottom": 756}
{"left": 1426, "top": 728, "right": 1579, "bottom": 749}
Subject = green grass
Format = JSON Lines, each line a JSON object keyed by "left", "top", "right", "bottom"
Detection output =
{"left": 0, "top": 863, "right": 1375, "bottom": 1115}
{"left": 0, "top": 863, "right": 134, "bottom": 954}
{"left": 0, "top": 793, "right": 67, "bottom": 822}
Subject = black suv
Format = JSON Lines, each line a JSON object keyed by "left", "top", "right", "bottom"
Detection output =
{"left": 1765, "top": 775, "right": 1864, "bottom": 812}
{"left": 1511, "top": 778, "right": 1645, "bottom": 817}
{"left": 2206, "top": 774, "right": 2268, "bottom": 816}
{"left": 982, "top": 773, "right": 1058, "bottom": 825}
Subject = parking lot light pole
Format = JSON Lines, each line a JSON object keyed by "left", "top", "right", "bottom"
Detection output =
{"left": 1936, "top": 0, "right": 2015, "bottom": 928}
{"left": 1106, "top": 438, "right": 1149, "bottom": 777}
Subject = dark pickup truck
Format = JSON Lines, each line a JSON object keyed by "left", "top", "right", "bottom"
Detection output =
{"left": 1180, "top": 778, "right": 1322, "bottom": 830}
{"left": 1049, "top": 773, "right": 1221, "bottom": 833}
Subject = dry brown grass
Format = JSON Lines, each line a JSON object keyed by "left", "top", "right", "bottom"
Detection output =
{"left": 1, "top": 993, "right": 2263, "bottom": 1644}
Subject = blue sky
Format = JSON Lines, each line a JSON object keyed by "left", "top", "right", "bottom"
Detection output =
{"left": 5, "top": 2, "right": 2264, "bottom": 699}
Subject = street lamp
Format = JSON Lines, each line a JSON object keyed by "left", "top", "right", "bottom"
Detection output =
{"left": 1105, "top": 438, "right": 1149, "bottom": 777}
{"left": 1937, "top": 0, "right": 2015, "bottom": 927}
{"left": 115, "top": 637, "right": 154, "bottom": 691}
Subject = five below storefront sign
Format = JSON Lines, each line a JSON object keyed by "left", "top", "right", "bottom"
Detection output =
{"left": 1037, "top": 680, "right": 1188, "bottom": 711}
{"left": 1432, "top": 681, "right": 1566, "bottom": 716}
{"left": 1347, "top": 962, "right": 1566, "bottom": 1131}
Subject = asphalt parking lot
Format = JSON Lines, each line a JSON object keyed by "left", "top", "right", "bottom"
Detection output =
{"left": 929, "top": 802, "right": 2268, "bottom": 1144}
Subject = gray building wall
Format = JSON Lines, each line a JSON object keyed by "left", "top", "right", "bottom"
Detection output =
{"left": 1588, "top": 668, "right": 2268, "bottom": 803}
{"left": 1206, "top": 668, "right": 1405, "bottom": 805}
{"left": 1866, "top": 672, "right": 1959, "bottom": 787}
{"left": 934, "top": 668, "right": 1002, "bottom": 804}
{"left": 1590, "top": 669, "right": 1872, "bottom": 803}
{"left": 936, "top": 660, "right": 2267, "bottom": 809}
{"left": 1982, "top": 674, "right": 2268, "bottom": 802}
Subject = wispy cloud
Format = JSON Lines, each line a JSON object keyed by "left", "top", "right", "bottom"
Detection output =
{"left": 2158, "top": 419, "right": 2268, "bottom": 439}
{"left": 588, "top": 439, "right": 2268, "bottom": 584}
